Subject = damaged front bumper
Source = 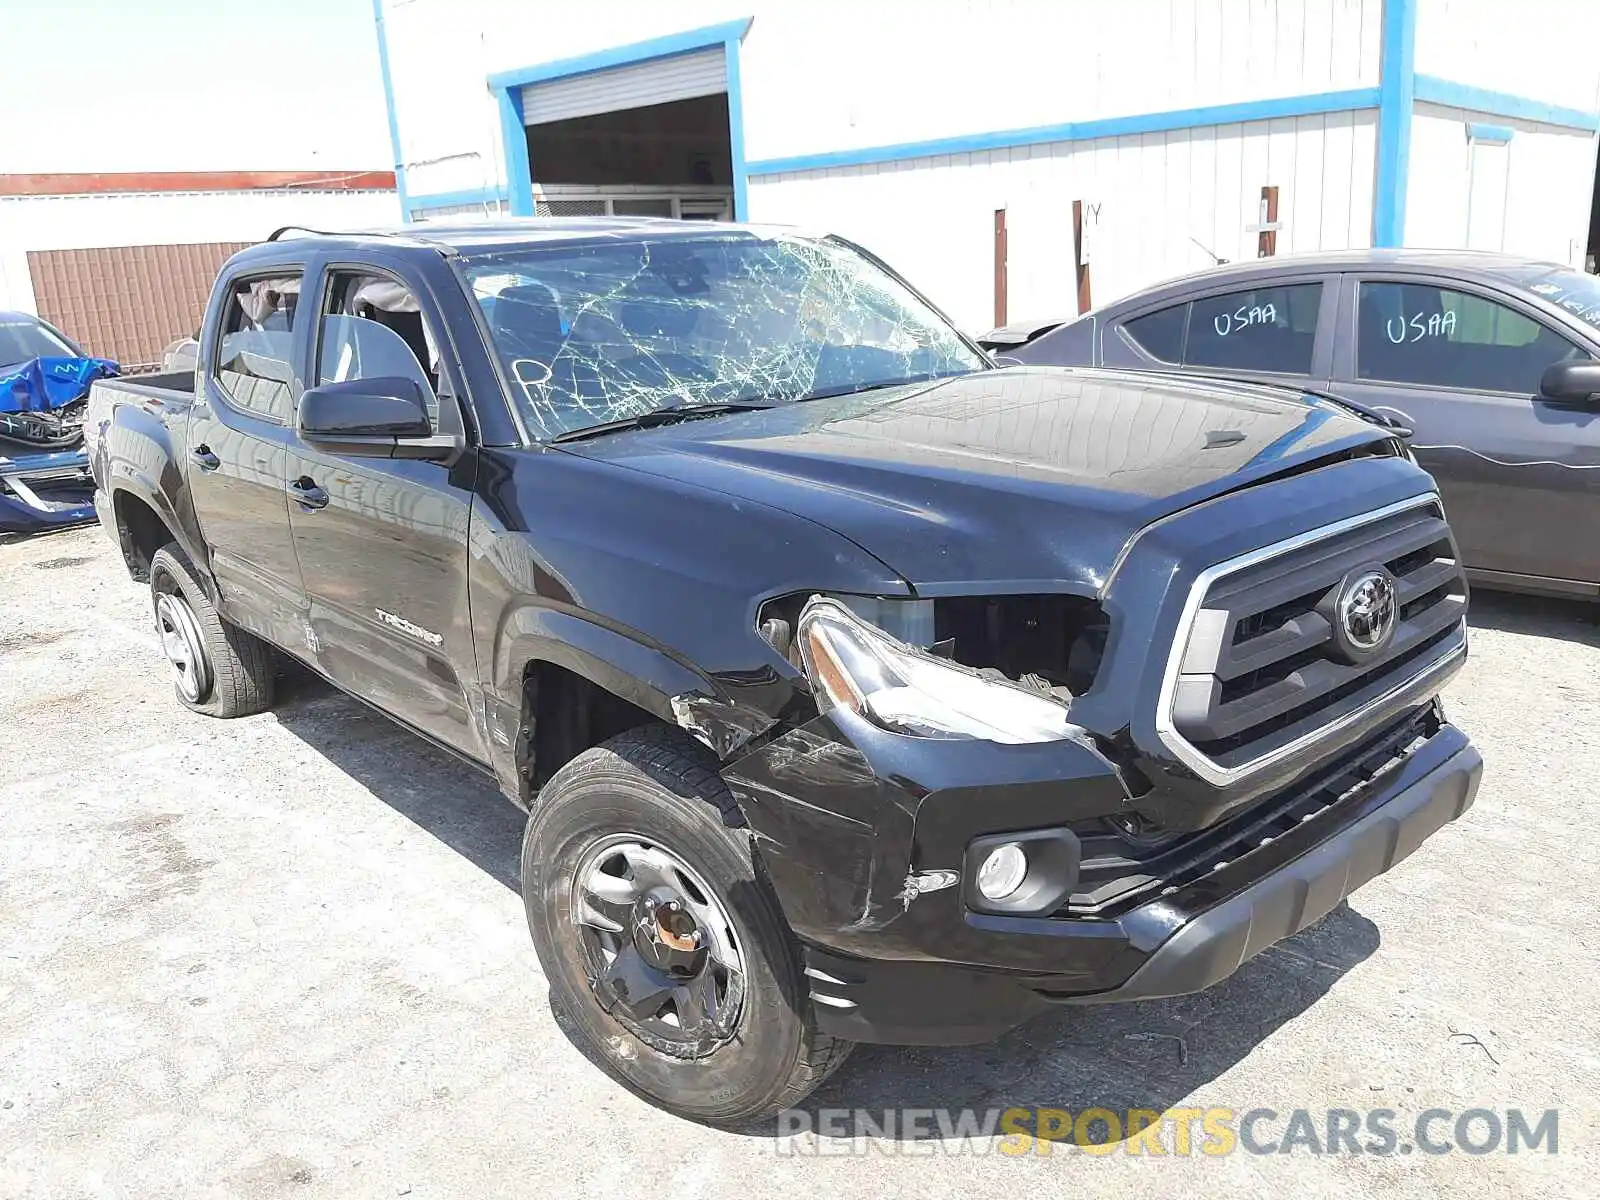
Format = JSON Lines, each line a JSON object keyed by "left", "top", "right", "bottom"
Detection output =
{"left": 723, "top": 701, "right": 1480, "bottom": 1045}
{"left": 0, "top": 448, "right": 96, "bottom": 533}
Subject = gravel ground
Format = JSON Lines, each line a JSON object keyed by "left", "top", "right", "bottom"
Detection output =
{"left": 1, "top": 524, "right": 1597, "bottom": 1199}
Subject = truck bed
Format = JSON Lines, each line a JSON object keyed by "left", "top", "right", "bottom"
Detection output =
{"left": 90, "top": 371, "right": 195, "bottom": 408}
{"left": 85, "top": 370, "right": 198, "bottom": 537}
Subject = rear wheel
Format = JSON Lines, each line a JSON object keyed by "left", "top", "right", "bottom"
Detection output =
{"left": 148, "top": 543, "right": 275, "bottom": 717}
{"left": 521, "top": 725, "right": 851, "bottom": 1125}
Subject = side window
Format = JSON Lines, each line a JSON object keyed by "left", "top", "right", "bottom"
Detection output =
{"left": 316, "top": 272, "right": 440, "bottom": 428}
{"left": 1185, "top": 283, "right": 1322, "bottom": 374}
{"left": 1357, "top": 281, "right": 1585, "bottom": 393}
{"left": 1123, "top": 305, "right": 1186, "bottom": 363}
{"left": 213, "top": 273, "right": 302, "bottom": 423}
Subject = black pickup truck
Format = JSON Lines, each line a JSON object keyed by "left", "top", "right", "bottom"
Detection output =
{"left": 87, "top": 219, "right": 1482, "bottom": 1125}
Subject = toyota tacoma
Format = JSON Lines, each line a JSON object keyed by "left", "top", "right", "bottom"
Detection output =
{"left": 87, "top": 219, "right": 1481, "bottom": 1125}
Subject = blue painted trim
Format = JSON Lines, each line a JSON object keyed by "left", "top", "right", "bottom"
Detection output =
{"left": 1373, "top": 0, "right": 1417, "bottom": 248}
{"left": 498, "top": 89, "right": 534, "bottom": 216}
{"left": 370, "top": 0, "right": 408, "bottom": 220}
{"left": 1075, "top": 90, "right": 1379, "bottom": 137}
{"left": 744, "top": 88, "right": 1381, "bottom": 176}
{"left": 487, "top": 19, "right": 752, "bottom": 90}
{"left": 407, "top": 185, "right": 512, "bottom": 213}
{"left": 1466, "top": 122, "right": 1515, "bottom": 145}
{"left": 1415, "top": 75, "right": 1600, "bottom": 132}
{"left": 488, "top": 18, "right": 752, "bottom": 220}
{"left": 724, "top": 35, "right": 750, "bottom": 219}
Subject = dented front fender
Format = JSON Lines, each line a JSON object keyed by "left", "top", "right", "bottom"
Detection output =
{"left": 722, "top": 706, "right": 1128, "bottom": 964}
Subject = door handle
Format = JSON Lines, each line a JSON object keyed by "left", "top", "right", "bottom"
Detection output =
{"left": 287, "top": 477, "right": 330, "bottom": 510}
{"left": 189, "top": 445, "right": 221, "bottom": 472}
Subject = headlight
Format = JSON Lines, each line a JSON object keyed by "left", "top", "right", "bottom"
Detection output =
{"left": 796, "top": 596, "right": 1075, "bottom": 743}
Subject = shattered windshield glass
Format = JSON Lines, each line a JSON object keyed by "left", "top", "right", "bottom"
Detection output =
{"left": 458, "top": 232, "right": 988, "bottom": 440}
{"left": 0, "top": 316, "right": 75, "bottom": 365}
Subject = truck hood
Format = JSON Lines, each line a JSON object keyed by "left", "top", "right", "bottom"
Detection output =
{"left": 563, "top": 366, "right": 1393, "bottom": 592}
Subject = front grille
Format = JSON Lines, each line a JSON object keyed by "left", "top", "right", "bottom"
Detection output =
{"left": 1158, "top": 495, "right": 1467, "bottom": 783}
{"left": 1059, "top": 704, "right": 1437, "bottom": 917}
{"left": 0, "top": 401, "right": 85, "bottom": 449}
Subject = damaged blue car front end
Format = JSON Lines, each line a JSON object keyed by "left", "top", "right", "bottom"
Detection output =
{"left": 0, "top": 447, "right": 99, "bottom": 533}
{"left": 0, "top": 322, "right": 117, "bottom": 533}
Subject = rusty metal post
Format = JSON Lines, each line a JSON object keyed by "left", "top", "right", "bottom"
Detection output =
{"left": 993, "top": 208, "right": 1008, "bottom": 329}
{"left": 1257, "top": 186, "right": 1280, "bottom": 258}
{"left": 1072, "top": 199, "right": 1093, "bottom": 314}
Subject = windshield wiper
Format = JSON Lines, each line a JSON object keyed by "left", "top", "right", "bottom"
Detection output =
{"left": 794, "top": 370, "right": 975, "bottom": 404}
{"left": 1302, "top": 387, "right": 1415, "bottom": 438}
{"left": 550, "top": 401, "right": 780, "bottom": 444}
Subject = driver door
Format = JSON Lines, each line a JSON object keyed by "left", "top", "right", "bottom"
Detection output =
{"left": 285, "top": 259, "right": 487, "bottom": 759}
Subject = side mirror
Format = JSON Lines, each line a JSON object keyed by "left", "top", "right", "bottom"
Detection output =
{"left": 1538, "top": 360, "right": 1600, "bottom": 405}
{"left": 297, "top": 376, "right": 458, "bottom": 461}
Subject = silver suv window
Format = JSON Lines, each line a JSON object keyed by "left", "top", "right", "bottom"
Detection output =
{"left": 1185, "top": 283, "right": 1321, "bottom": 374}
{"left": 1356, "top": 281, "right": 1585, "bottom": 393}
{"left": 1121, "top": 282, "right": 1322, "bottom": 375}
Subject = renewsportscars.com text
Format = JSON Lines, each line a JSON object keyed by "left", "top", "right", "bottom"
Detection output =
{"left": 773, "top": 1106, "right": 1560, "bottom": 1157}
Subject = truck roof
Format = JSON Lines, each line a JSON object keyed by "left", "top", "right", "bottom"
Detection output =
{"left": 253, "top": 217, "right": 802, "bottom": 261}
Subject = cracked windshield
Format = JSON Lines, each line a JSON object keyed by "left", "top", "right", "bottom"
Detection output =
{"left": 459, "top": 233, "right": 988, "bottom": 439}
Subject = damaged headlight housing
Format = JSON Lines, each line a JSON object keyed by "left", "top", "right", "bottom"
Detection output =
{"left": 796, "top": 596, "right": 1075, "bottom": 743}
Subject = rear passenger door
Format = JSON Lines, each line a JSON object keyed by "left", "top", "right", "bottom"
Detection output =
{"left": 1329, "top": 275, "right": 1600, "bottom": 585}
{"left": 1100, "top": 276, "right": 1335, "bottom": 387}
{"left": 187, "top": 267, "right": 308, "bottom": 652}
{"left": 285, "top": 259, "right": 487, "bottom": 759}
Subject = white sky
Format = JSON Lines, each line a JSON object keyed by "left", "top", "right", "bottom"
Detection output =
{"left": 0, "top": 0, "right": 394, "bottom": 174}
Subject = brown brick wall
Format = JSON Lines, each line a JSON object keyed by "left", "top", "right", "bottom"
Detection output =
{"left": 27, "top": 242, "right": 250, "bottom": 370}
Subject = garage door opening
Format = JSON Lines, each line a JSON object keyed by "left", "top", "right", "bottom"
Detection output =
{"left": 520, "top": 48, "right": 736, "bottom": 221}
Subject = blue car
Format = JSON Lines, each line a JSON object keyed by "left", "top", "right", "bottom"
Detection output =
{"left": 0, "top": 311, "right": 116, "bottom": 534}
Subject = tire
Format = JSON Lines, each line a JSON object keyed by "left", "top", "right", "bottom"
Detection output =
{"left": 148, "top": 542, "right": 276, "bottom": 718}
{"left": 521, "top": 724, "right": 851, "bottom": 1126}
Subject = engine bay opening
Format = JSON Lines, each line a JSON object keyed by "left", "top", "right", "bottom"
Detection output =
{"left": 933, "top": 594, "right": 1109, "bottom": 699}
{"left": 759, "top": 592, "right": 1110, "bottom": 701}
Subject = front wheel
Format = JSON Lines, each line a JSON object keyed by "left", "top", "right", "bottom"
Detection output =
{"left": 148, "top": 543, "right": 276, "bottom": 717}
{"left": 521, "top": 726, "right": 851, "bottom": 1125}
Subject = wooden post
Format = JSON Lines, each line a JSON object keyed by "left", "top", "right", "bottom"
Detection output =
{"left": 1256, "top": 185, "right": 1280, "bottom": 258}
{"left": 1072, "top": 199, "right": 1093, "bottom": 314}
{"left": 993, "top": 208, "right": 1008, "bottom": 328}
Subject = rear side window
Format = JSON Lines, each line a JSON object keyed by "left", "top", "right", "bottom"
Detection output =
{"left": 1122, "top": 305, "right": 1185, "bottom": 362}
{"left": 1185, "top": 283, "right": 1322, "bottom": 374}
{"left": 213, "top": 273, "right": 302, "bottom": 423}
{"left": 1357, "top": 281, "right": 1585, "bottom": 393}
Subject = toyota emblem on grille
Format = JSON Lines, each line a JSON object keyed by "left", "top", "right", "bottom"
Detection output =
{"left": 1337, "top": 568, "right": 1397, "bottom": 654}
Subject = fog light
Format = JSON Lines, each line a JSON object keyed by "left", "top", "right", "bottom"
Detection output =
{"left": 975, "top": 842, "right": 1028, "bottom": 900}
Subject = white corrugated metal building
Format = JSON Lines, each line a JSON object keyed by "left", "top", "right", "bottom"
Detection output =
{"left": 375, "top": 0, "right": 1600, "bottom": 333}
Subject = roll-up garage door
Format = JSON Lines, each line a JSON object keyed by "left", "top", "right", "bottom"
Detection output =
{"left": 520, "top": 47, "right": 727, "bottom": 125}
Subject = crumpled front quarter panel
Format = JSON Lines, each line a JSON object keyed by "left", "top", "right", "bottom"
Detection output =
{"left": 466, "top": 445, "right": 908, "bottom": 779}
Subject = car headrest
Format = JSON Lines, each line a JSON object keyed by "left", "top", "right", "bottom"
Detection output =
{"left": 616, "top": 297, "right": 697, "bottom": 340}
{"left": 493, "top": 283, "right": 565, "bottom": 343}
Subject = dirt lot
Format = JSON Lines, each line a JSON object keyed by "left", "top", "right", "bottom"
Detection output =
{"left": 2, "top": 523, "right": 1597, "bottom": 1198}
